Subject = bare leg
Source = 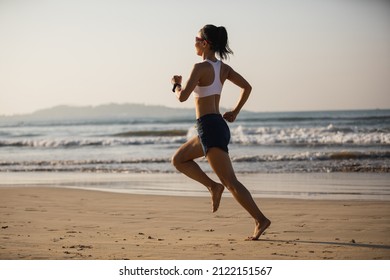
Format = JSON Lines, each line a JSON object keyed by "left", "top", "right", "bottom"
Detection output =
{"left": 172, "top": 136, "right": 224, "bottom": 212}
{"left": 206, "top": 147, "right": 271, "bottom": 240}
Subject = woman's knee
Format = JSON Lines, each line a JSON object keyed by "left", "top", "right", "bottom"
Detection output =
{"left": 171, "top": 153, "right": 181, "bottom": 168}
{"left": 171, "top": 149, "right": 187, "bottom": 169}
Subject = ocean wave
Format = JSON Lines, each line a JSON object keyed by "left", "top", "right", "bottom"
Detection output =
{"left": 1, "top": 123, "right": 389, "bottom": 148}
{"left": 231, "top": 151, "right": 390, "bottom": 162}
{"left": 0, "top": 158, "right": 171, "bottom": 167}
{"left": 112, "top": 129, "right": 188, "bottom": 137}
{"left": 2, "top": 109, "right": 389, "bottom": 128}
{"left": 230, "top": 125, "right": 390, "bottom": 146}
{"left": 0, "top": 137, "right": 187, "bottom": 148}
{"left": 1, "top": 157, "right": 389, "bottom": 173}
{"left": 240, "top": 115, "right": 390, "bottom": 123}
{"left": 1, "top": 151, "right": 389, "bottom": 168}
{"left": 238, "top": 110, "right": 390, "bottom": 122}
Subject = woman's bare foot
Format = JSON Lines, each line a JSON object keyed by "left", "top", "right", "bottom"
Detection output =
{"left": 209, "top": 183, "right": 224, "bottom": 212}
{"left": 246, "top": 218, "right": 271, "bottom": 241}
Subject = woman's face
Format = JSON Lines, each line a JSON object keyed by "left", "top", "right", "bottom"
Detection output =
{"left": 195, "top": 31, "right": 206, "bottom": 56}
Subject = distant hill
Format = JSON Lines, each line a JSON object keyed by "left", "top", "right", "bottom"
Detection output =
{"left": 0, "top": 104, "right": 193, "bottom": 123}
{"left": 0, "top": 103, "right": 257, "bottom": 124}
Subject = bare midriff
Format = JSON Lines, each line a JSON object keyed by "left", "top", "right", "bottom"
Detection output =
{"left": 195, "top": 95, "right": 221, "bottom": 119}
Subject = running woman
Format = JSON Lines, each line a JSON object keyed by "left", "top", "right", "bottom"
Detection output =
{"left": 171, "top": 24, "right": 270, "bottom": 240}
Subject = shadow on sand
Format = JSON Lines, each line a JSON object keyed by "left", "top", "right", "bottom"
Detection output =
{"left": 259, "top": 238, "right": 390, "bottom": 250}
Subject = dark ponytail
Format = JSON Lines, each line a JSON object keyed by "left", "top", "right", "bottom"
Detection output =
{"left": 201, "top": 24, "right": 233, "bottom": 60}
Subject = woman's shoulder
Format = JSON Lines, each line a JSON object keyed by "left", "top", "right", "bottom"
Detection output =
{"left": 194, "top": 60, "right": 212, "bottom": 68}
{"left": 220, "top": 61, "right": 231, "bottom": 68}
{"left": 192, "top": 61, "right": 213, "bottom": 74}
{"left": 220, "top": 61, "right": 233, "bottom": 75}
{"left": 192, "top": 60, "right": 232, "bottom": 76}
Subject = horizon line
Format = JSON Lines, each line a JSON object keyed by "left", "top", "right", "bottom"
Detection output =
{"left": 1, "top": 102, "right": 390, "bottom": 118}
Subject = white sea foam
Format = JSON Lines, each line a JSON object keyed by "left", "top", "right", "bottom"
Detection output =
{"left": 0, "top": 136, "right": 187, "bottom": 148}
{"left": 230, "top": 125, "right": 390, "bottom": 146}
{"left": 1, "top": 109, "right": 389, "bottom": 174}
{"left": 1, "top": 126, "right": 389, "bottom": 148}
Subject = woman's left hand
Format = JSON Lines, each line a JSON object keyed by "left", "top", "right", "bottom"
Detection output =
{"left": 223, "top": 111, "right": 237, "bottom": 122}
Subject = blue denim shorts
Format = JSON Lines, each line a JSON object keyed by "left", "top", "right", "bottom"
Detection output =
{"left": 196, "top": 114, "right": 231, "bottom": 156}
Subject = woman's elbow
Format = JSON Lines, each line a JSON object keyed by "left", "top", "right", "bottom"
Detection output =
{"left": 178, "top": 95, "right": 187, "bottom": 102}
{"left": 244, "top": 84, "right": 252, "bottom": 95}
{"left": 177, "top": 91, "right": 189, "bottom": 102}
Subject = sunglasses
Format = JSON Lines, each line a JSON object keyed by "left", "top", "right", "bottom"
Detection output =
{"left": 195, "top": 36, "right": 210, "bottom": 44}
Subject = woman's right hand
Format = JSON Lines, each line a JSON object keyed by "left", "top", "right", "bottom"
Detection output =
{"left": 171, "top": 75, "right": 182, "bottom": 85}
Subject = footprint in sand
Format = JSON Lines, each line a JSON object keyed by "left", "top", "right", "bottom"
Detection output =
{"left": 52, "top": 237, "right": 65, "bottom": 242}
{"left": 63, "top": 245, "right": 93, "bottom": 252}
{"left": 170, "top": 227, "right": 181, "bottom": 230}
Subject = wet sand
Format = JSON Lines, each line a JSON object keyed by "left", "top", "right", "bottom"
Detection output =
{"left": 1, "top": 183, "right": 389, "bottom": 260}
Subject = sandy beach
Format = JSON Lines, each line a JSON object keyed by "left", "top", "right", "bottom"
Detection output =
{"left": 1, "top": 175, "right": 389, "bottom": 260}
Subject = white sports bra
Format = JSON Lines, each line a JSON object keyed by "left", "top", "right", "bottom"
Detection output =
{"left": 193, "top": 59, "right": 223, "bottom": 98}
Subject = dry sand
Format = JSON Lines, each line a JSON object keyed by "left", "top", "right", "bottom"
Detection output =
{"left": 0, "top": 186, "right": 389, "bottom": 260}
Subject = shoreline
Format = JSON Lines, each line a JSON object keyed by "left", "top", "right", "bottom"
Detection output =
{"left": 1, "top": 185, "right": 389, "bottom": 260}
{"left": 1, "top": 172, "right": 390, "bottom": 201}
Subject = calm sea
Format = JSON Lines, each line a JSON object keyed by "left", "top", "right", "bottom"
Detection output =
{"left": 1, "top": 109, "right": 389, "bottom": 174}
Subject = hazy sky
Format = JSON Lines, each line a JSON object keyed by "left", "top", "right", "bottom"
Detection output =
{"left": 1, "top": 0, "right": 389, "bottom": 115}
